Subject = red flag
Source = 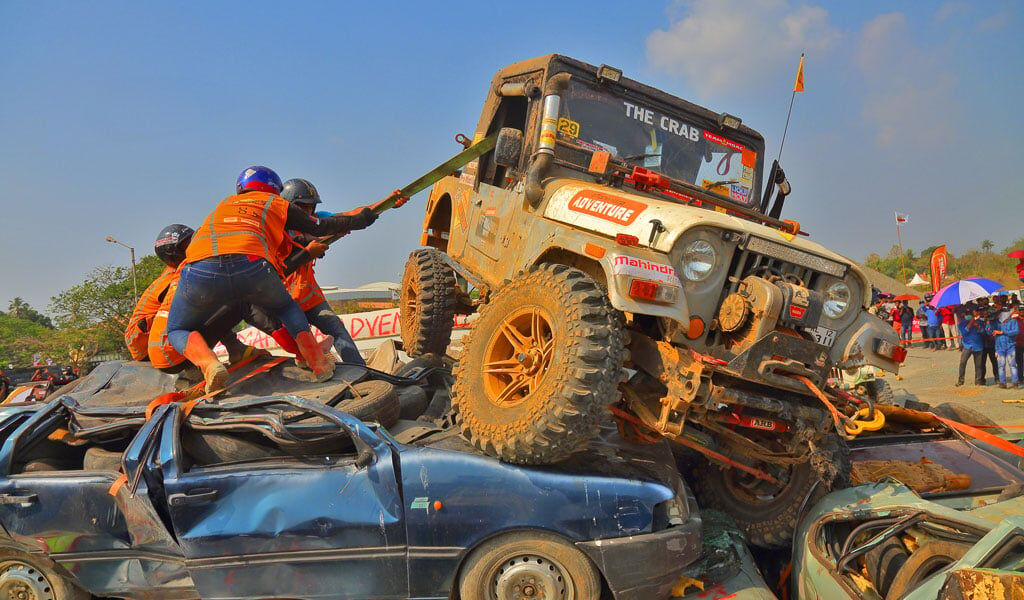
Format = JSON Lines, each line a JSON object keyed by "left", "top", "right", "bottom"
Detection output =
{"left": 895, "top": 212, "right": 909, "bottom": 225}
{"left": 930, "top": 245, "right": 947, "bottom": 293}
{"left": 793, "top": 54, "right": 805, "bottom": 92}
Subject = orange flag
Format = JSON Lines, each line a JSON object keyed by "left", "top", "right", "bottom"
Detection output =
{"left": 793, "top": 54, "right": 805, "bottom": 92}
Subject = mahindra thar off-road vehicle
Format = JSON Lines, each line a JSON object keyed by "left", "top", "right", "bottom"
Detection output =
{"left": 400, "top": 55, "right": 904, "bottom": 546}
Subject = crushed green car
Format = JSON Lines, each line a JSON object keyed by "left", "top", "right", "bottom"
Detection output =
{"left": 792, "top": 482, "right": 1024, "bottom": 599}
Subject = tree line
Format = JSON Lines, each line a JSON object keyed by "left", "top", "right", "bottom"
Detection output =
{"left": 864, "top": 237, "right": 1024, "bottom": 289}
{"left": 1, "top": 255, "right": 166, "bottom": 369}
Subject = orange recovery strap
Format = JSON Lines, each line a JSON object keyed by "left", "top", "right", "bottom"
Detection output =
{"left": 936, "top": 416, "right": 1024, "bottom": 459}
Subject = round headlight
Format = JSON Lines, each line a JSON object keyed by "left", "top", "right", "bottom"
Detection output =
{"left": 823, "top": 281, "right": 852, "bottom": 318}
{"left": 682, "top": 240, "right": 717, "bottom": 281}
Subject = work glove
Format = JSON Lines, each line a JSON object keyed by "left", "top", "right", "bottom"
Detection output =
{"left": 305, "top": 241, "right": 329, "bottom": 259}
{"left": 347, "top": 207, "right": 378, "bottom": 230}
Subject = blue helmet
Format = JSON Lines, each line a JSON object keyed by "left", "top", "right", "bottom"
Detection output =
{"left": 236, "top": 166, "right": 283, "bottom": 194}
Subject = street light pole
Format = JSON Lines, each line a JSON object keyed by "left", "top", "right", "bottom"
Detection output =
{"left": 105, "top": 236, "right": 138, "bottom": 304}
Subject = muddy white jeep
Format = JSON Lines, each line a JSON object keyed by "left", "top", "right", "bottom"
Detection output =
{"left": 400, "top": 55, "right": 904, "bottom": 546}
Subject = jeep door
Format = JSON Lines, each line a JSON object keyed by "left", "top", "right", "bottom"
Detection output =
{"left": 0, "top": 401, "right": 190, "bottom": 598}
{"left": 156, "top": 402, "right": 407, "bottom": 599}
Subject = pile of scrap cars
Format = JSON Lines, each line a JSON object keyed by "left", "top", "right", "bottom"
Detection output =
{"left": 2, "top": 55, "right": 1022, "bottom": 599}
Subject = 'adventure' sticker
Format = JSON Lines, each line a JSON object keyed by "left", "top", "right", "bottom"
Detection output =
{"left": 568, "top": 191, "right": 646, "bottom": 225}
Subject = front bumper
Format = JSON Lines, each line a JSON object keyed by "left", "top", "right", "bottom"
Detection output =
{"left": 576, "top": 515, "right": 702, "bottom": 600}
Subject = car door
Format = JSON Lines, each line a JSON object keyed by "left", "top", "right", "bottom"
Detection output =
{"left": 157, "top": 400, "right": 407, "bottom": 600}
{"left": 0, "top": 400, "right": 191, "bottom": 598}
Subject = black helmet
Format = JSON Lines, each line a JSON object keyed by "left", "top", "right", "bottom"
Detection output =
{"left": 281, "top": 178, "right": 321, "bottom": 206}
{"left": 154, "top": 224, "right": 195, "bottom": 267}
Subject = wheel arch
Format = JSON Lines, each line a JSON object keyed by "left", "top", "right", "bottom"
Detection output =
{"left": 448, "top": 527, "right": 611, "bottom": 600}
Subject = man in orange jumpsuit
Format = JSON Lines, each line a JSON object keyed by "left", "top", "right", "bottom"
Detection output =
{"left": 165, "top": 166, "right": 377, "bottom": 392}
{"left": 125, "top": 224, "right": 255, "bottom": 373}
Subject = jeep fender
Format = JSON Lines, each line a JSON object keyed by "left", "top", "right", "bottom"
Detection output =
{"left": 830, "top": 310, "right": 902, "bottom": 374}
{"left": 530, "top": 235, "right": 689, "bottom": 325}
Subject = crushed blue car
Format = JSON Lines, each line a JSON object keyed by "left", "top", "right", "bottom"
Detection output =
{"left": 0, "top": 360, "right": 701, "bottom": 600}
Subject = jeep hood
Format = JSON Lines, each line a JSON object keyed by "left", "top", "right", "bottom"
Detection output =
{"left": 541, "top": 179, "right": 866, "bottom": 283}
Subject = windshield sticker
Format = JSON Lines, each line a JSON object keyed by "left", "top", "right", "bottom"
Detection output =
{"left": 623, "top": 101, "right": 701, "bottom": 142}
{"left": 643, "top": 129, "right": 663, "bottom": 168}
{"left": 592, "top": 140, "right": 619, "bottom": 156}
{"left": 703, "top": 131, "right": 745, "bottom": 152}
{"left": 557, "top": 117, "right": 580, "bottom": 138}
{"left": 568, "top": 191, "right": 646, "bottom": 225}
{"left": 742, "top": 148, "right": 757, "bottom": 168}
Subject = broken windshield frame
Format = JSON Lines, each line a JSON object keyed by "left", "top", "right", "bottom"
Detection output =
{"left": 552, "top": 78, "right": 764, "bottom": 210}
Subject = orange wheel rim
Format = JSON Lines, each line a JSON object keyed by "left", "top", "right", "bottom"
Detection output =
{"left": 403, "top": 281, "right": 418, "bottom": 322}
{"left": 482, "top": 307, "right": 554, "bottom": 408}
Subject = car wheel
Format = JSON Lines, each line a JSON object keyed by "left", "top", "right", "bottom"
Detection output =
{"left": 400, "top": 248, "right": 457, "bottom": 357}
{"left": 0, "top": 552, "right": 88, "bottom": 600}
{"left": 884, "top": 541, "right": 970, "bottom": 600}
{"left": 693, "top": 435, "right": 850, "bottom": 548}
{"left": 453, "top": 264, "right": 626, "bottom": 465}
{"left": 458, "top": 531, "right": 600, "bottom": 600}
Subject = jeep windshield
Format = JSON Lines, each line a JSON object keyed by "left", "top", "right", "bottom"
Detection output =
{"left": 555, "top": 79, "right": 762, "bottom": 208}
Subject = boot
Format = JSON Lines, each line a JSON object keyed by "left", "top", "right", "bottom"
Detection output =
{"left": 295, "top": 331, "right": 336, "bottom": 382}
{"left": 270, "top": 327, "right": 300, "bottom": 354}
{"left": 182, "top": 332, "right": 228, "bottom": 394}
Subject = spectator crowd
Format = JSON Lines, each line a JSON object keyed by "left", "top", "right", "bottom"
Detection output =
{"left": 870, "top": 293, "right": 1023, "bottom": 389}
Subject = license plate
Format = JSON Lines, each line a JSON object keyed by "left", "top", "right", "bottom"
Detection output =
{"left": 811, "top": 326, "right": 837, "bottom": 346}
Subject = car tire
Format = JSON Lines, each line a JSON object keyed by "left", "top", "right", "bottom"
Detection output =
{"left": 693, "top": 435, "right": 850, "bottom": 548}
{"left": 397, "top": 385, "right": 429, "bottom": 420}
{"left": 884, "top": 541, "right": 970, "bottom": 600}
{"left": 457, "top": 531, "right": 600, "bottom": 600}
{"left": 337, "top": 380, "right": 400, "bottom": 427}
{"left": 865, "top": 537, "right": 909, "bottom": 598}
{"left": 400, "top": 248, "right": 457, "bottom": 357}
{"left": 0, "top": 550, "right": 88, "bottom": 600}
{"left": 868, "top": 379, "right": 895, "bottom": 405}
{"left": 453, "top": 264, "right": 626, "bottom": 465}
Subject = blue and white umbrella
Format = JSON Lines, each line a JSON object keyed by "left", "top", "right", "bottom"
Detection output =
{"left": 931, "top": 278, "right": 1005, "bottom": 307}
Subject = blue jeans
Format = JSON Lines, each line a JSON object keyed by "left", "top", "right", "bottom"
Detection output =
{"left": 306, "top": 302, "right": 364, "bottom": 365}
{"left": 167, "top": 256, "right": 311, "bottom": 354}
{"left": 900, "top": 323, "right": 912, "bottom": 343}
{"left": 997, "top": 351, "right": 1018, "bottom": 386}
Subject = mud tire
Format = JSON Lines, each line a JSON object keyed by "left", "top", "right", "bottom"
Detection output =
{"left": 457, "top": 531, "right": 600, "bottom": 600}
{"left": 453, "top": 264, "right": 625, "bottom": 465}
{"left": 865, "top": 537, "right": 909, "bottom": 598}
{"left": 400, "top": 248, "right": 457, "bottom": 357}
{"left": 693, "top": 435, "right": 850, "bottom": 548}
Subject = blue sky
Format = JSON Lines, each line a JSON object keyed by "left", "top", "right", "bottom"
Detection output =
{"left": 2, "top": 0, "right": 1021, "bottom": 311}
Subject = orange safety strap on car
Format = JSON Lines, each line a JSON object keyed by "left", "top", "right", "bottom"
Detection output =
{"left": 108, "top": 474, "right": 128, "bottom": 497}
{"left": 935, "top": 416, "right": 1024, "bottom": 459}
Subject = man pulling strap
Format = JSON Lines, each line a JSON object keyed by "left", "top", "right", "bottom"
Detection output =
{"left": 165, "top": 166, "right": 377, "bottom": 392}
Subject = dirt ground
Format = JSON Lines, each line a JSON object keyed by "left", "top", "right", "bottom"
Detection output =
{"left": 886, "top": 346, "right": 1024, "bottom": 426}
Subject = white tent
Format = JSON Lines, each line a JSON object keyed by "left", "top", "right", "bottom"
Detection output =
{"left": 907, "top": 273, "right": 930, "bottom": 287}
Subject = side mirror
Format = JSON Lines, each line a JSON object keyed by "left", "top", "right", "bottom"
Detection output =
{"left": 494, "top": 127, "right": 524, "bottom": 168}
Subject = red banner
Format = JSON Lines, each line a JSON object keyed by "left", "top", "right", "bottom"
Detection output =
{"left": 930, "top": 245, "right": 947, "bottom": 293}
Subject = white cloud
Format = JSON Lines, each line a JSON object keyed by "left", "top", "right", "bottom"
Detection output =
{"left": 646, "top": 0, "right": 840, "bottom": 97}
{"left": 975, "top": 11, "right": 1010, "bottom": 32}
{"left": 935, "top": 1, "right": 969, "bottom": 22}
{"left": 855, "top": 13, "right": 958, "bottom": 148}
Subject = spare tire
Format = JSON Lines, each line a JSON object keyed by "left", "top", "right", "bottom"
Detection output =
{"left": 400, "top": 248, "right": 457, "bottom": 357}
{"left": 336, "top": 380, "right": 400, "bottom": 427}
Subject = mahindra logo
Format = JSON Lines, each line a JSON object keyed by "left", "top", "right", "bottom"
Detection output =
{"left": 614, "top": 256, "right": 676, "bottom": 276}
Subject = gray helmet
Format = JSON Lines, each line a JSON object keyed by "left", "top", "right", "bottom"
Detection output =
{"left": 281, "top": 178, "right": 321, "bottom": 206}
